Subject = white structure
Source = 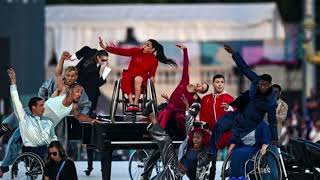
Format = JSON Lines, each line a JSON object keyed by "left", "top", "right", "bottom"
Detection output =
{"left": 45, "top": 3, "right": 286, "bottom": 109}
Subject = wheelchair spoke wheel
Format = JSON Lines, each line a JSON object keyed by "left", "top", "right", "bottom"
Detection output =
{"left": 128, "top": 150, "right": 149, "bottom": 180}
{"left": 255, "top": 150, "right": 282, "bottom": 180}
{"left": 11, "top": 152, "right": 44, "bottom": 180}
{"left": 221, "top": 153, "right": 232, "bottom": 180}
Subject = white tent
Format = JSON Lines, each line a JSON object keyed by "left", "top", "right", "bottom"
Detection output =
{"left": 45, "top": 3, "right": 285, "bottom": 65}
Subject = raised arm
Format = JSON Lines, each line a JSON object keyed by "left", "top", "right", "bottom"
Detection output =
{"left": 55, "top": 52, "right": 71, "bottom": 92}
{"left": 224, "top": 45, "right": 259, "bottom": 82}
{"left": 99, "top": 37, "right": 141, "bottom": 57}
{"left": 8, "top": 68, "right": 26, "bottom": 121}
{"left": 176, "top": 44, "right": 189, "bottom": 85}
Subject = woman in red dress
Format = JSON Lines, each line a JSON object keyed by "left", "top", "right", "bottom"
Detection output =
{"left": 99, "top": 37, "right": 176, "bottom": 111}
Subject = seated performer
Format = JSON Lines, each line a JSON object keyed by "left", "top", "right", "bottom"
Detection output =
{"left": 0, "top": 52, "right": 91, "bottom": 137}
{"left": 140, "top": 44, "right": 209, "bottom": 180}
{"left": 0, "top": 69, "right": 98, "bottom": 177}
{"left": 142, "top": 95, "right": 210, "bottom": 180}
{"left": 208, "top": 45, "right": 278, "bottom": 161}
{"left": 0, "top": 69, "right": 58, "bottom": 177}
{"left": 99, "top": 37, "right": 177, "bottom": 111}
{"left": 229, "top": 121, "right": 271, "bottom": 180}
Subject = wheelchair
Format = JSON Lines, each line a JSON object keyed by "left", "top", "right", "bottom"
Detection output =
{"left": 221, "top": 147, "right": 282, "bottom": 180}
{"left": 10, "top": 151, "right": 45, "bottom": 180}
{"left": 110, "top": 79, "right": 157, "bottom": 122}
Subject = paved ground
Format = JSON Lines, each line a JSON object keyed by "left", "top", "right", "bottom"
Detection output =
{"left": 1, "top": 161, "right": 223, "bottom": 180}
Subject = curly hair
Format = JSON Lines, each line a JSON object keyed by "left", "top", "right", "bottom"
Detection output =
{"left": 187, "top": 128, "right": 210, "bottom": 149}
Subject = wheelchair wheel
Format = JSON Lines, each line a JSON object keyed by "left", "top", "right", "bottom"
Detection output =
{"left": 254, "top": 150, "right": 282, "bottom": 180}
{"left": 11, "top": 152, "right": 45, "bottom": 180}
{"left": 147, "top": 79, "right": 158, "bottom": 116}
{"left": 110, "top": 79, "right": 121, "bottom": 122}
{"left": 221, "top": 153, "right": 232, "bottom": 180}
{"left": 128, "top": 149, "right": 149, "bottom": 180}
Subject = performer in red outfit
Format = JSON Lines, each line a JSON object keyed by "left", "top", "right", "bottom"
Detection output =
{"left": 158, "top": 44, "right": 209, "bottom": 138}
{"left": 199, "top": 74, "right": 234, "bottom": 180}
{"left": 99, "top": 37, "right": 176, "bottom": 111}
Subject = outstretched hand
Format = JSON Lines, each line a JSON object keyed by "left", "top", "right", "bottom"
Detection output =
{"left": 176, "top": 44, "right": 186, "bottom": 49}
{"left": 60, "top": 51, "right": 71, "bottom": 60}
{"left": 7, "top": 68, "right": 16, "bottom": 85}
{"left": 99, "top": 36, "right": 107, "bottom": 49}
{"left": 224, "top": 44, "right": 235, "bottom": 54}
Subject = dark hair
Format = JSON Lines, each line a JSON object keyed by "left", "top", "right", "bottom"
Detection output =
{"left": 259, "top": 74, "right": 272, "bottom": 83}
{"left": 212, "top": 74, "right": 225, "bottom": 82}
{"left": 28, "top": 97, "right": 43, "bottom": 112}
{"left": 47, "top": 141, "right": 68, "bottom": 162}
{"left": 272, "top": 84, "right": 282, "bottom": 92}
{"left": 66, "top": 83, "right": 83, "bottom": 96}
{"left": 148, "top": 39, "right": 177, "bottom": 68}
{"left": 97, "top": 50, "right": 108, "bottom": 58}
{"left": 187, "top": 128, "right": 210, "bottom": 148}
{"left": 200, "top": 83, "right": 209, "bottom": 94}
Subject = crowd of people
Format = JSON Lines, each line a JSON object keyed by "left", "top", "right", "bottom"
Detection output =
{"left": 0, "top": 36, "right": 318, "bottom": 180}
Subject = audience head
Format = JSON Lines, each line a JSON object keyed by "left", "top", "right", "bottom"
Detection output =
{"left": 47, "top": 141, "right": 67, "bottom": 162}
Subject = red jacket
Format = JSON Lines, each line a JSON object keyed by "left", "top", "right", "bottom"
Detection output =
{"left": 200, "top": 92, "right": 234, "bottom": 149}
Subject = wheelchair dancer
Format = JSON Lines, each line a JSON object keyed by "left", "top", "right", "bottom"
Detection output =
{"left": 99, "top": 37, "right": 177, "bottom": 111}
{"left": 199, "top": 74, "right": 234, "bottom": 179}
{"left": 228, "top": 121, "right": 272, "bottom": 180}
{"left": 208, "top": 45, "right": 278, "bottom": 174}
{"left": 0, "top": 68, "right": 58, "bottom": 177}
{"left": 142, "top": 95, "right": 210, "bottom": 180}
{"left": 0, "top": 57, "right": 91, "bottom": 138}
{"left": 140, "top": 45, "right": 209, "bottom": 180}
{"left": 0, "top": 71, "right": 99, "bottom": 177}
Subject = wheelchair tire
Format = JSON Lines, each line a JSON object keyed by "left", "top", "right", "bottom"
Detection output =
{"left": 11, "top": 152, "right": 45, "bottom": 180}
{"left": 128, "top": 149, "right": 149, "bottom": 180}
{"left": 255, "top": 149, "right": 282, "bottom": 180}
{"left": 110, "top": 79, "right": 120, "bottom": 122}
{"left": 221, "top": 153, "right": 232, "bottom": 180}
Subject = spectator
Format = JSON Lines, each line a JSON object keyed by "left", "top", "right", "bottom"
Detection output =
{"left": 44, "top": 141, "right": 78, "bottom": 180}
{"left": 309, "top": 120, "right": 320, "bottom": 143}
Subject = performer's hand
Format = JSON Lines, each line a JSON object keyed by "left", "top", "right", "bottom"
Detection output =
{"left": 176, "top": 44, "right": 186, "bottom": 49}
{"left": 224, "top": 44, "right": 235, "bottom": 54}
{"left": 60, "top": 51, "right": 71, "bottom": 60}
{"left": 99, "top": 36, "right": 107, "bottom": 49}
{"left": 227, "top": 143, "right": 236, "bottom": 157}
{"left": 91, "top": 119, "right": 103, "bottom": 125}
{"left": 161, "top": 93, "right": 169, "bottom": 101}
{"left": 260, "top": 144, "right": 268, "bottom": 155}
{"left": 7, "top": 68, "right": 17, "bottom": 85}
{"left": 221, "top": 102, "right": 230, "bottom": 111}
{"left": 181, "top": 94, "right": 189, "bottom": 110}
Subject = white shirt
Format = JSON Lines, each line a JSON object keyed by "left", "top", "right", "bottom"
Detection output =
{"left": 10, "top": 85, "right": 57, "bottom": 147}
{"left": 43, "top": 94, "right": 73, "bottom": 127}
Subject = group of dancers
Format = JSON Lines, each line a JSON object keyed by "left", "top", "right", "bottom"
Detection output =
{"left": 0, "top": 36, "right": 287, "bottom": 180}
